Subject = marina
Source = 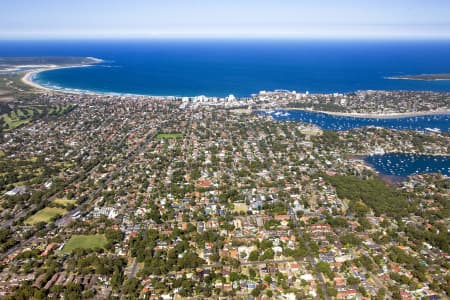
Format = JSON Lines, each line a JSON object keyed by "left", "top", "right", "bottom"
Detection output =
{"left": 262, "top": 109, "right": 450, "bottom": 132}
{"left": 365, "top": 153, "right": 450, "bottom": 178}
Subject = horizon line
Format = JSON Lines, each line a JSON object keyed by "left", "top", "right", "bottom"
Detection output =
{"left": 2, "top": 36, "right": 450, "bottom": 42}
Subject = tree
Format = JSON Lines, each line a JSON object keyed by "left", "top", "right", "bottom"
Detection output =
{"left": 327, "top": 286, "right": 337, "bottom": 297}
{"left": 249, "top": 268, "right": 256, "bottom": 279}
{"left": 248, "top": 250, "right": 259, "bottom": 261}
{"left": 123, "top": 278, "right": 141, "bottom": 298}
{"left": 259, "top": 239, "right": 273, "bottom": 250}
{"left": 260, "top": 248, "right": 275, "bottom": 260}
{"left": 316, "top": 261, "right": 334, "bottom": 279}
{"left": 347, "top": 276, "right": 360, "bottom": 285}
{"left": 340, "top": 233, "right": 362, "bottom": 246}
{"left": 111, "top": 267, "right": 123, "bottom": 288}
{"left": 376, "top": 288, "right": 386, "bottom": 300}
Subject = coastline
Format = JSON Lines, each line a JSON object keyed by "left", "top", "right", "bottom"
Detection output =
{"left": 280, "top": 107, "right": 450, "bottom": 119}
{"left": 352, "top": 153, "right": 450, "bottom": 184}
{"left": 22, "top": 66, "right": 56, "bottom": 92}
{"left": 18, "top": 62, "right": 450, "bottom": 119}
{"left": 20, "top": 63, "right": 175, "bottom": 98}
{"left": 386, "top": 76, "right": 450, "bottom": 82}
{"left": 21, "top": 64, "right": 103, "bottom": 95}
{"left": 315, "top": 109, "right": 450, "bottom": 119}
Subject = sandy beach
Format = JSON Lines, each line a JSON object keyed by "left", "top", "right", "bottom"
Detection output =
{"left": 19, "top": 61, "right": 161, "bottom": 98}
{"left": 19, "top": 57, "right": 104, "bottom": 94}
{"left": 21, "top": 66, "right": 56, "bottom": 92}
{"left": 18, "top": 66, "right": 450, "bottom": 119}
{"left": 21, "top": 64, "right": 99, "bottom": 94}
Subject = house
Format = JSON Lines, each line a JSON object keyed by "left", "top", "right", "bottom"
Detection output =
{"left": 5, "top": 186, "right": 27, "bottom": 196}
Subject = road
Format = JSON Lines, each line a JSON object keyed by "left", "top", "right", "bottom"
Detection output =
{"left": 0, "top": 235, "right": 38, "bottom": 260}
{"left": 289, "top": 207, "right": 331, "bottom": 300}
{"left": 0, "top": 205, "right": 35, "bottom": 229}
{"left": 1, "top": 117, "right": 151, "bottom": 230}
{"left": 350, "top": 248, "right": 393, "bottom": 298}
{"left": 128, "top": 258, "right": 138, "bottom": 279}
{"left": 1, "top": 120, "right": 168, "bottom": 260}
{"left": 56, "top": 127, "right": 162, "bottom": 225}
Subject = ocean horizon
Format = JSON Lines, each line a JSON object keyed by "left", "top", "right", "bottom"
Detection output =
{"left": 2, "top": 39, "right": 450, "bottom": 97}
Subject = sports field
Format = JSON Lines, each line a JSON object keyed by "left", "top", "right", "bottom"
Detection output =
{"left": 61, "top": 234, "right": 108, "bottom": 253}
{"left": 53, "top": 198, "right": 77, "bottom": 207}
{"left": 25, "top": 207, "right": 67, "bottom": 225}
{"left": 155, "top": 133, "right": 183, "bottom": 139}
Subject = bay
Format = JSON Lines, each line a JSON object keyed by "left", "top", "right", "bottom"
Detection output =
{"left": 365, "top": 153, "right": 450, "bottom": 178}
{"left": 1, "top": 40, "right": 450, "bottom": 97}
{"left": 261, "top": 110, "right": 450, "bottom": 132}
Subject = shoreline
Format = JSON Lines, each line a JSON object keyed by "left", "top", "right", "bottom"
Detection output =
{"left": 281, "top": 107, "right": 450, "bottom": 119}
{"left": 21, "top": 63, "right": 108, "bottom": 96}
{"left": 21, "top": 65, "right": 179, "bottom": 98}
{"left": 352, "top": 153, "right": 450, "bottom": 183}
{"left": 316, "top": 109, "right": 450, "bottom": 119}
{"left": 19, "top": 63, "right": 450, "bottom": 119}
{"left": 386, "top": 76, "right": 450, "bottom": 82}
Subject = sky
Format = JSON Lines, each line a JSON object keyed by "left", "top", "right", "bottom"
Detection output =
{"left": 1, "top": 0, "right": 450, "bottom": 39}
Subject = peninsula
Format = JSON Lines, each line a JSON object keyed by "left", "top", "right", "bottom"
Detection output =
{"left": 387, "top": 73, "right": 450, "bottom": 81}
{"left": 0, "top": 56, "right": 102, "bottom": 71}
{"left": 0, "top": 56, "right": 102, "bottom": 98}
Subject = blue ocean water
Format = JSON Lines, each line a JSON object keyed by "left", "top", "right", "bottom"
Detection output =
{"left": 262, "top": 110, "right": 450, "bottom": 132}
{"left": 365, "top": 153, "right": 450, "bottom": 178}
{"left": 1, "top": 40, "right": 450, "bottom": 96}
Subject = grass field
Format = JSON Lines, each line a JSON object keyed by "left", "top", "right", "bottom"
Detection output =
{"left": 156, "top": 133, "right": 183, "bottom": 139}
{"left": 1, "top": 113, "right": 32, "bottom": 129}
{"left": 61, "top": 234, "right": 108, "bottom": 253}
{"left": 53, "top": 198, "right": 77, "bottom": 207}
{"left": 25, "top": 207, "right": 67, "bottom": 225}
{"left": 0, "top": 104, "right": 74, "bottom": 131}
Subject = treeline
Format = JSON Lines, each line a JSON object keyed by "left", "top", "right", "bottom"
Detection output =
{"left": 0, "top": 228, "right": 18, "bottom": 253}
{"left": 129, "top": 229, "right": 206, "bottom": 277}
{"left": 403, "top": 223, "right": 449, "bottom": 253}
{"left": 66, "top": 250, "right": 126, "bottom": 277}
{"left": 324, "top": 175, "right": 411, "bottom": 217}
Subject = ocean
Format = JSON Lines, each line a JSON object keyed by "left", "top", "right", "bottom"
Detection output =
{"left": 1, "top": 39, "right": 450, "bottom": 96}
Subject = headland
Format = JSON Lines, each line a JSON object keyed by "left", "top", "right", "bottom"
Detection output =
{"left": 386, "top": 73, "right": 450, "bottom": 81}
{"left": 0, "top": 56, "right": 103, "bottom": 94}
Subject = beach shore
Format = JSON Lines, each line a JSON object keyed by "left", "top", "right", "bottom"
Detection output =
{"left": 21, "top": 64, "right": 98, "bottom": 94}
{"left": 21, "top": 67, "right": 55, "bottom": 92}
{"left": 18, "top": 65, "right": 450, "bottom": 119}
{"left": 19, "top": 57, "right": 104, "bottom": 94}
{"left": 19, "top": 62, "right": 163, "bottom": 98}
